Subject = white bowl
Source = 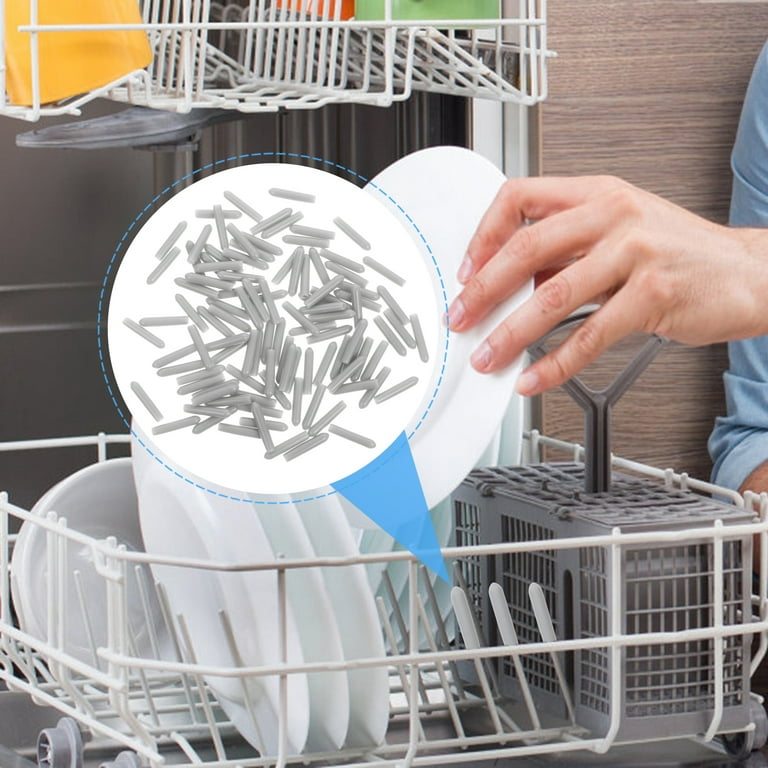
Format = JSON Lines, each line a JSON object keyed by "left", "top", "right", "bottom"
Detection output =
{"left": 10, "top": 457, "right": 165, "bottom": 667}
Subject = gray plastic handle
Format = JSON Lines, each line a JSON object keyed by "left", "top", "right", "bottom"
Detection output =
{"left": 528, "top": 310, "right": 668, "bottom": 493}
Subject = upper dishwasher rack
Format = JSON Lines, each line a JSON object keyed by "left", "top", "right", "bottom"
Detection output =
{"left": 0, "top": 0, "right": 552, "bottom": 121}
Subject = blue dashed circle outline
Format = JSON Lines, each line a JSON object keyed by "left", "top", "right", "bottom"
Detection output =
{"left": 97, "top": 151, "right": 450, "bottom": 505}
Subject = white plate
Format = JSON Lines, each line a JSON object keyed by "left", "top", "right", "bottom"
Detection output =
{"left": 10, "top": 458, "right": 165, "bottom": 667}
{"left": 131, "top": 427, "right": 310, "bottom": 756}
{"left": 253, "top": 496, "right": 350, "bottom": 752}
{"left": 295, "top": 494, "right": 389, "bottom": 747}
{"left": 364, "top": 145, "right": 532, "bottom": 509}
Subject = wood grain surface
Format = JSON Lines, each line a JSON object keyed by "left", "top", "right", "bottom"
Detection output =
{"left": 537, "top": 0, "right": 768, "bottom": 482}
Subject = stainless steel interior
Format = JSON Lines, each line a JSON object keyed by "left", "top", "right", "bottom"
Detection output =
{"left": 0, "top": 92, "right": 469, "bottom": 757}
{"left": 0, "top": 92, "right": 468, "bottom": 512}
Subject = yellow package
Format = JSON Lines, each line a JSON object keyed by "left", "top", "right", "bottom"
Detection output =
{"left": 4, "top": 0, "right": 153, "bottom": 106}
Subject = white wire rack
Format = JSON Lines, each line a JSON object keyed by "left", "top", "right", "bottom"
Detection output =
{"left": 0, "top": 430, "right": 767, "bottom": 768}
{"left": 0, "top": 0, "right": 552, "bottom": 122}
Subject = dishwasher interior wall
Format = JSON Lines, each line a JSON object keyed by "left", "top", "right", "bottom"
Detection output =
{"left": 0, "top": 93, "right": 469, "bottom": 514}
{"left": 0, "top": 101, "right": 153, "bottom": 511}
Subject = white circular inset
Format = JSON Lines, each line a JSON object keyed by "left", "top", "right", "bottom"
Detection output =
{"left": 108, "top": 164, "right": 439, "bottom": 497}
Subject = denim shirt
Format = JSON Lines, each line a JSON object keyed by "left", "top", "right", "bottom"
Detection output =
{"left": 708, "top": 41, "right": 768, "bottom": 490}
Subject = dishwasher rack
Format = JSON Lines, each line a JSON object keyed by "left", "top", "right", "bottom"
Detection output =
{"left": 0, "top": 0, "right": 552, "bottom": 121}
{"left": 1, "top": 430, "right": 768, "bottom": 768}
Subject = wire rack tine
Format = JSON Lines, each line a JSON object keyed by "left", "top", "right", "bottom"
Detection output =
{"left": 421, "top": 566, "right": 465, "bottom": 699}
{"left": 375, "top": 596, "right": 426, "bottom": 743}
{"left": 218, "top": 607, "right": 269, "bottom": 752}
{"left": 452, "top": 563, "right": 501, "bottom": 697}
{"left": 414, "top": 594, "right": 464, "bottom": 740}
{"left": 450, "top": 586, "right": 505, "bottom": 736}
{"left": 73, "top": 569, "right": 101, "bottom": 671}
{"left": 382, "top": 570, "right": 430, "bottom": 705}
{"left": 528, "top": 582, "right": 576, "bottom": 726}
{"left": 126, "top": 627, "right": 161, "bottom": 728}
{"left": 488, "top": 582, "right": 541, "bottom": 732}
{"left": 175, "top": 611, "right": 229, "bottom": 760}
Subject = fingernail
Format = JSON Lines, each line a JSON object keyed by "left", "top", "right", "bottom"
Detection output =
{"left": 457, "top": 255, "right": 474, "bottom": 284}
{"left": 446, "top": 297, "right": 465, "bottom": 329}
{"left": 516, "top": 368, "right": 540, "bottom": 396}
{"left": 471, "top": 341, "right": 493, "bottom": 371}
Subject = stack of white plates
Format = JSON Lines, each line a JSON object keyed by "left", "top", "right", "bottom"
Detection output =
{"left": 9, "top": 443, "right": 389, "bottom": 753}
{"left": 131, "top": 425, "right": 389, "bottom": 755}
{"left": 10, "top": 145, "right": 531, "bottom": 754}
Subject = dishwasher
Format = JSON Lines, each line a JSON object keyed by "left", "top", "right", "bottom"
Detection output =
{"left": 1, "top": 2, "right": 767, "bottom": 768}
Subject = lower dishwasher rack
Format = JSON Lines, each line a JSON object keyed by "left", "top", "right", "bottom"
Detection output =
{"left": 1, "top": 430, "right": 768, "bottom": 768}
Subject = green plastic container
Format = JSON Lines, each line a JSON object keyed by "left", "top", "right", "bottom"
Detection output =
{"left": 354, "top": 0, "right": 499, "bottom": 21}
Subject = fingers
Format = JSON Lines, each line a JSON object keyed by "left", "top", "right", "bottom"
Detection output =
{"left": 459, "top": 175, "right": 615, "bottom": 284}
{"left": 448, "top": 200, "right": 615, "bottom": 333}
{"left": 452, "top": 175, "right": 682, "bottom": 394}
{"left": 467, "top": 248, "right": 625, "bottom": 380}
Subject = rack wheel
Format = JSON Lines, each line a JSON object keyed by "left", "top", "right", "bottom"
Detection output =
{"left": 722, "top": 699, "right": 768, "bottom": 759}
{"left": 750, "top": 697, "right": 768, "bottom": 751}
{"left": 723, "top": 730, "right": 755, "bottom": 761}
{"left": 99, "top": 751, "right": 143, "bottom": 768}
{"left": 37, "top": 718, "right": 85, "bottom": 768}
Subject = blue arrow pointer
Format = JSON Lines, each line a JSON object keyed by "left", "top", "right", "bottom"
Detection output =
{"left": 331, "top": 431, "right": 449, "bottom": 583}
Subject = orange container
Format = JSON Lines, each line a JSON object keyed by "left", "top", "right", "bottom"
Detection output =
{"left": 275, "top": 0, "right": 355, "bottom": 20}
{"left": 4, "top": 0, "right": 153, "bottom": 106}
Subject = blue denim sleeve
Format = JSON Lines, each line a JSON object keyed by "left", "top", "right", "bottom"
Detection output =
{"left": 708, "top": 40, "right": 768, "bottom": 491}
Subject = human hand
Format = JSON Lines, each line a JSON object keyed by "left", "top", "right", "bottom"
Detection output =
{"left": 446, "top": 175, "right": 768, "bottom": 395}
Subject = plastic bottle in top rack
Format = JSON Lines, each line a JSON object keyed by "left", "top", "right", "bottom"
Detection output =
{"left": 355, "top": 0, "right": 500, "bottom": 21}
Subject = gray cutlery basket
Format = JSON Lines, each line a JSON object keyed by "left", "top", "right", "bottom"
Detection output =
{"left": 450, "top": 319, "right": 758, "bottom": 743}
{"left": 452, "top": 461, "right": 754, "bottom": 742}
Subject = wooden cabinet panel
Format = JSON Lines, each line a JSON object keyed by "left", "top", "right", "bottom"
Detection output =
{"left": 538, "top": 0, "right": 767, "bottom": 481}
